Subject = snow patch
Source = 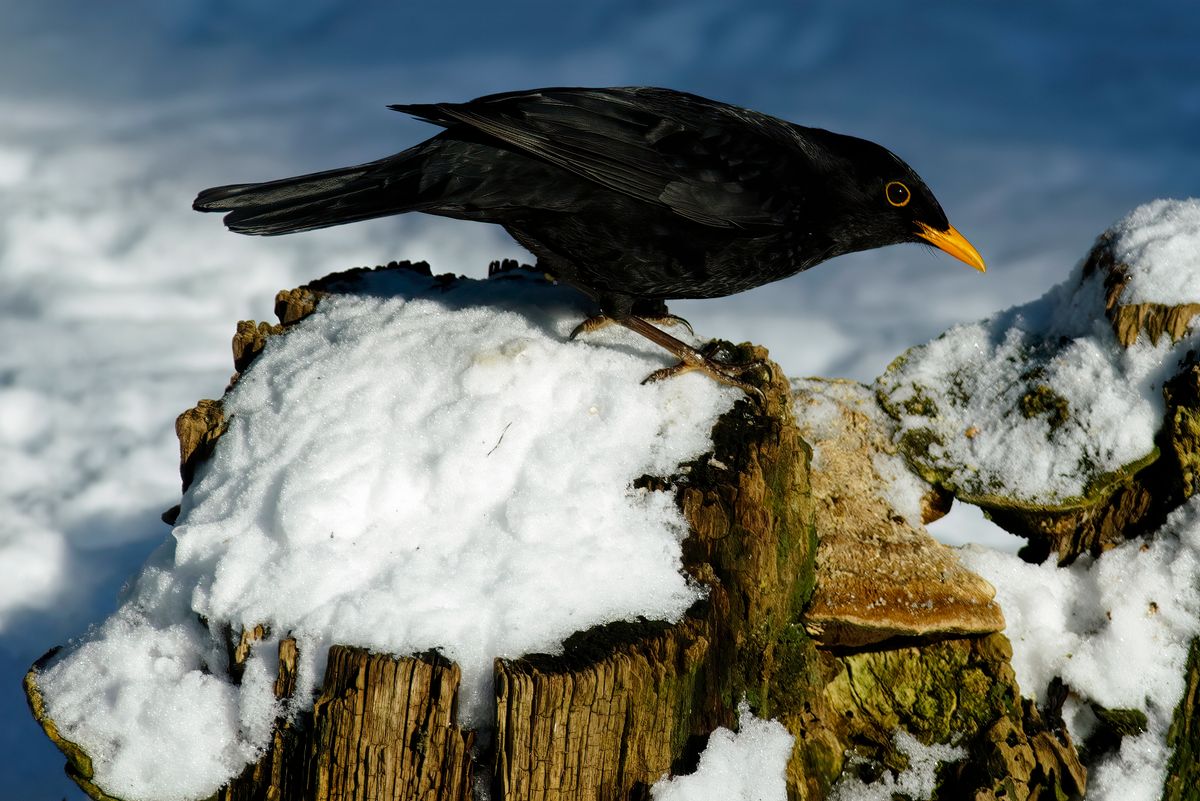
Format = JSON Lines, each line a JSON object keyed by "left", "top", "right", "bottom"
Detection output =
{"left": 1108, "top": 199, "right": 1200, "bottom": 305}
{"left": 37, "top": 269, "right": 737, "bottom": 801}
{"left": 828, "top": 729, "right": 965, "bottom": 801}
{"left": 959, "top": 496, "right": 1200, "bottom": 801}
{"left": 649, "top": 702, "right": 795, "bottom": 801}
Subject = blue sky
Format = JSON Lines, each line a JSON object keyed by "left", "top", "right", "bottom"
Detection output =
{"left": 2, "top": 3, "right": 1199, "bottom": 798}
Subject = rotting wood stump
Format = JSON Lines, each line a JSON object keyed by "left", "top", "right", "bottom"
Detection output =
{"left": 30, "top": 261, "right": 1157, "bottom": 801}
{"left": 205, "top": 311, "right": 821, "bottom": 800}
{"left": 216, "top": 642, "right": 474, "bottom": 801}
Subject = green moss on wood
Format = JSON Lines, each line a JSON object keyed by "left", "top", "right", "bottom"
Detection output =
{"left": 901, "top": 387, "right": 941, "bottom": 417}
{"left": 1164, "top": 360, "right": 1200, "bottom": 501}
{"left": 897, "top": 428, "right": 948, "bottom": 486}
{"left": 1093, "top": 705, "right": 1148, "bottom": 737}
{"left": 794, "top": 634, "right": 1084, "bottom": 801}
{"left": 1163, "top": 637, "right": 1200, "bottom": 801}
{"left": 1019, "top": 384, "right": 1071, "bottom": 431}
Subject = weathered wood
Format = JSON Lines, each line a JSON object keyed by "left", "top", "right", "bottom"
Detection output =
{"left": 492, "top": 348, "right": 816, "bottom": 800}
{"left": 310, "top": 647, "right": 474, "bottom": 801}
{"left": 232, "top": 320, "right": 284, "bottom": 374}
{"left": 495, "top": 620, "right": 711, "bottom": 800}
{"left": 217, "top": 644, "right": 473, "bottom": 801}
{"left": 810, "top": 635, "right": 1085, "bottom": 801}
{"left": 175, "top": 398, "right": 226, "bottom": 493}
{"left": 217, "top": 636, "right": 307, "bottom": 801}
{"left": 793, "top": 379, "right": 1005, "bottom": 647}
{"left": 779, "top": 381, "right": 1083, "bottom": 799}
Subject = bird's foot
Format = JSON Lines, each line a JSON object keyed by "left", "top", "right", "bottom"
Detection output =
{"left": 642, "top": 341, "right": 770, "bottom": 405}
{"left": 570, "top": 312, "right": 694, "bottom": 340}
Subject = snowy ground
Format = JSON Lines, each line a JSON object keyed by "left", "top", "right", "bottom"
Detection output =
{"left": 3, "top": 2, "right": 1200, "bottom": 799}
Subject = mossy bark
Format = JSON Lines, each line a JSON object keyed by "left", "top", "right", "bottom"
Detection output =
{"left": 969, "top": 365, "right": 1200, "bottom": 566}
{"left": 811, "top": 636, "right": 1085, "bottom": 801}
{"left": 1163, "top": 637, "right": 1200, "bottom": 801}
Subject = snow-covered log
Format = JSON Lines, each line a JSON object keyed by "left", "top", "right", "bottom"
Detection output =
{"left": 24, "top": 199, "right": 1200, "bottom": 801}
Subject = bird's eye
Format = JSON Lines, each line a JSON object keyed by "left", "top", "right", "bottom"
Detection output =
{"left": 885, "top": 181, "right": 911, "bottom": 207}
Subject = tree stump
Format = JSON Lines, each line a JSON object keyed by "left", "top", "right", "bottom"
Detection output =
{"left": 202, "top": 312, "right": 820, "bottom": 800}
{"left": 27, "top": 260, "right": 1200, "bottom": 801}
{"left": 186, "top": 265, "right": 1081, "bottom": 801}
{"left": 217, "top": 643, "right": 473, "bottom": 801}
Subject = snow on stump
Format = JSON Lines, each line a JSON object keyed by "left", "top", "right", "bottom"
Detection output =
{"left": 25, "top": 260, "right": 819, "bottom": 801}
{"left": 28, "top": 200, "right": 1200, "bottom": 801}
{"left": 877, "top": 199, "right": 1200, "bottom": 564}
{"left": 25, "top": 257, "right": 1096, "bottom": 801}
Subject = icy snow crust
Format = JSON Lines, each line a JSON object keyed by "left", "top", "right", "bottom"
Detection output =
{"left": 649, "top": 703, "right": 795, "bottom": 801}
{"left": 37, "top": 268, "right": 737, "bottom": 801}
{"left": 960, "top": 496, "right": 1200, "bottom": 801}
{"left": 1109, "top": 199, "right": 1200, "bottom": 305}
{"left": 878, "top": 200, "right": 1200, "bottom": 504}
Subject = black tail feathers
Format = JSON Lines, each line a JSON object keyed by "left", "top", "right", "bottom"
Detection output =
{"left": 193, "top": 154, "right": 421, "bottom": 236}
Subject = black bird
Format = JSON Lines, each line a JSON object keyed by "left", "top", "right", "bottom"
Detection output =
{"left": 194, "top": 86, "right": 984, "bottom": 395}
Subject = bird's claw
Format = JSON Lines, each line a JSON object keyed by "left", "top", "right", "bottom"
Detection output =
{"left": 642, "top": 344, "right": 771, "bottom": 406}
{"left": 655, "top": 313, "right": 695, "bottom": 337}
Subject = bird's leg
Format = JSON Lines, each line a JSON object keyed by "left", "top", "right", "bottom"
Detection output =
{"left": 571, "top": 296, "right": 694, "bottom": 339}
{"left": 570, "top": 312, "right": 694, "bottom": 340}
{"left": 613, "top": 314, "right": 769, "bottom": 403}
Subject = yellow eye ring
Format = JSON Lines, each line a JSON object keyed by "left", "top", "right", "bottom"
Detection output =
{"left": 885, "top": 181, "right": 911, "bottom": 207}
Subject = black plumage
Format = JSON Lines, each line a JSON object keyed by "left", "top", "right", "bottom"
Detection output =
{"left": 194, "top": 86, "right": 984, "bottom": 395}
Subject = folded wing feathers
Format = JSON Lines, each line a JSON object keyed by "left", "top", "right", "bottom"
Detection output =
{"left": 394, "top": 90, "right": 774, "bottom": 228}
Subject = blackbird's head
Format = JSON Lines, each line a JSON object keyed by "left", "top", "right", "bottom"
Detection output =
{"left": 811, "top": 130, "right": 986, "bottom": 273}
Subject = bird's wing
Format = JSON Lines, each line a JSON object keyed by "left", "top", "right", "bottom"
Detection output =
{"left": 390, "top": 87, "right": 797, "bottom": 229}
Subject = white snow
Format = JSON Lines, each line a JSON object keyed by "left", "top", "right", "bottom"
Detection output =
{"left": 877, "top": 200, "right": 1200, "bottom": 504}
{"left": 36, "top": 268, "right": 738, "bottom": 801}
{"left": 34, "top": 545, "right": 274, "bottom": 800}
{"left": 959, "top": 496, "right": 1200, "bottom": 801}
{"left": 1108, "top": 199, "right": 1200, "bottom": 305}
{"left": 649, "top": 702, "right": 795, "bottom": 801}
{"left": 828, "top": 729, "right": 966, "bottom": 801}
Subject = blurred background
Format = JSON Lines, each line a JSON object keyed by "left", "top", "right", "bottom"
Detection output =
{"left": 2, "top": 2, "right": 1198, "bottom": 797}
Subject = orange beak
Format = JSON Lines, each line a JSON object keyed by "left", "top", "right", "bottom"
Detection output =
{"left": 916, "top": 222, "right": 987, "bottom": 273}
